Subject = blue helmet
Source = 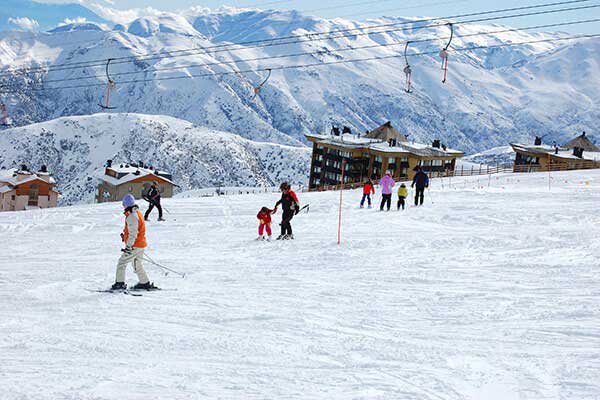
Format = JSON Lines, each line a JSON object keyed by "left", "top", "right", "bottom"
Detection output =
{"left": 122, "top": 194, "right": 135, "bottom": 207}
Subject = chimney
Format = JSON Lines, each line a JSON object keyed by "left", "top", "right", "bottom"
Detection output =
{"left": 573, "top": 147, "right": 584, "bottom": 158}
{"left": 134, "top": 169, "right": 141, "bottom": 175}
{"left": 432, "top": 139, "right": 441, "bottom": 149}
{"left": 442, "top": 144, "right": 447, "bottom": 151}
{"left": 39, "top": 165, "right": 48, "bottom": 173}
{"left": 554, "top": 146, "right": 559, "bottom": 154}
{"left": 20, "top": 164, "right": 28, "bottom": 172}
{"left": 534, "top": 136, "right": 542, "bottom": 146}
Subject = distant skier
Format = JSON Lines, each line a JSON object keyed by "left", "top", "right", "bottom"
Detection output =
{"left": 111, "top": 194, "right": 156, "bottom": 291}
{"left": 379, "top": 170, "right": 395, "bottom": 211}
{"left": 397, "top": 183, "right": 408, "bottom": 210}
{"left": 144, "top": 181, "right": 164, "bottom": 221}
{"left": 275, "top": 182, "right": 300, "bottom": 240}
{"left": 360, "top": 179, "right": 375, "bottom": 208}
{"left": 411, "top": 167, "right": 429, "bottom": 206}
{"left": 256, "top": 206, "right": 277, "bottom": 241}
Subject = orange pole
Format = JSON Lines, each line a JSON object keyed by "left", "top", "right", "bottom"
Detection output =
{"left": 338, "top": 160, "right": 346, "bottom": 245}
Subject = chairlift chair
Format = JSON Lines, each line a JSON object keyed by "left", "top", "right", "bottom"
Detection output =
{"left": 439, "top": 23, "right": 454, "bottom": 83}
{"left": 99, "top": 58, "right": 117, "bottom": 110}
{"left": 252, "top": 68, "right": 272, "bottom": 99}
{"left": 403, "top": 42, "right": 412, "bottom": 93}
{"left": 0, "top": 102, "right": 11, "bottom": 126}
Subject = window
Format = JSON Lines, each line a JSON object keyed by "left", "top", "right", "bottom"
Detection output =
{"left": 432, "top": 160, "right": 443, "bottom": 166}
{"left": 389, "top": 157, "right": 395, "bottom": 164}
{"left": 128, "top": 186, "right": 133, "bottom": 192}
{"left": 375, "top": 155, "right": 383, "bottom": 163}
{"left": 28, "top": 184, "right": 39, "bottom": 206}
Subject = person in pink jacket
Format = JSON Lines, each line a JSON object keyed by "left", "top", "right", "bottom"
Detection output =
{"left": 379, "top": 170, "right": 395, "bottom": 211}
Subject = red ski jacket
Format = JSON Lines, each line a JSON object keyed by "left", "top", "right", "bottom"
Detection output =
{"left": 257, "top": 208, "right": 277, "bottom": 224}
{"left": 363, "top": 183, "right": 375, "bottom": 195}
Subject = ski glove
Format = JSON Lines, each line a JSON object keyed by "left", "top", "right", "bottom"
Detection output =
{"left": 122, "top": 246, "right": 133, "bottom": 255}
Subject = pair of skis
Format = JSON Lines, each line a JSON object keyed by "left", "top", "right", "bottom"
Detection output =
{"left": 87, "top": 287, "right": 175, "bottom": 297}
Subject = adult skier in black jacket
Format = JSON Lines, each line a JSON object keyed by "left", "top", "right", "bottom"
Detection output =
{"left": 275, "top": 182, "right": 300, "bottom": 240}
{"left": 411, "top": 167, "right": 429, "bottom": 206}
{"left": 144, "top": 181, "right": 165, "bottom": 221}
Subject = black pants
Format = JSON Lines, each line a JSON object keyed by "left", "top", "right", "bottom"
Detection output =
{"left": 380, "top": 194, "right": 392, "bottom": 210}
{"left": 397, "top": 196, "right": 405, "bottom": 210}
{"left": 414, "top": 188, "right": 425, "bottom": 206}
{"left": 145, "top": 202, "right": 163, "bottom": 220}
{"left": 281, "top": 211, "right": 294, "bottom": 235}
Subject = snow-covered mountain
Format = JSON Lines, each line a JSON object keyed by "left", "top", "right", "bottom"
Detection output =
{"left": 0, "top": 113, "right": 310, "bottom": 204}
{"left": 0, "top": 8, "right": 598, "bottom": 153}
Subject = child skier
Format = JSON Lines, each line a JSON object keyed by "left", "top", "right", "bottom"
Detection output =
{"left": 379, "top": 170, "right": 395, "bottom": 211}
{"left": 397, "top": 183, "right": 408, "bottom": 210}
{"left": 360, "top": 179, "right": 375, "bottom": 208}
{"left": 111, "top": 194, "right": 157, "bottom": 291}
{"left": 256, "top": 206, "right": 277, "bottom": 241}
{"left": 275, "top": 182, "right": 300, "bottom": 240}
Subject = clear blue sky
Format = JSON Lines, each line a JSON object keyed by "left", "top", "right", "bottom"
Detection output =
{"left": 47, "top": 0, "right": 600, "bottom": 33}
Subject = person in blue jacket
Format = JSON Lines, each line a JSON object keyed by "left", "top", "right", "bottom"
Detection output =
{"left": 411, "top": 167, "right": 429, "bottom": 206}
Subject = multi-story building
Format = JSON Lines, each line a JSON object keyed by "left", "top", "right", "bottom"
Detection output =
{"left": 0, "top": 165, "right": 59, "bottom": 212}
{"left": 306, "top": 122, "right": 464, "bottom": 190}
{"left": 96, "top": 160, "right": 175, "bottom": 203}
{"left": 510, "top": 132, "right": 600, "bottom": 172}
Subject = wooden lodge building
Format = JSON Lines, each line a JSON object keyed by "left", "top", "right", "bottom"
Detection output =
{"left": 305, "top": 122, "right": 464, "bottom": 190}
{"left": 96, "top": 160, "right": 175, "bottom": 203}
{"left": 0, "top": 165, "right": 59, "bottom": 212}
{"left": 510, "top": 132, "right": 600, "bottom": 173}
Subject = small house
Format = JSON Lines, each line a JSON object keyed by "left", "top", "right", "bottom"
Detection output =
{"left": 0, "top": 165, "right": 59, "bottom": 212}
{"left": 96, "top": 160, "right": 175, "bottom": 203}
{"left": 510, "top": 132, "right": 600, "bottom": 172}
{"left": 306, "top": 121, "right": 464, "bottom": 191}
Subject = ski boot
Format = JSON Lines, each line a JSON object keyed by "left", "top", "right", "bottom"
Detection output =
{"left": 276, "top": 234, "right": 285, "bottom": 240}
{"left": 158, "top": 217, "right": 166, "bottom": 222}
{"left": 287, "top": 234, "right": 294, "bottom": 240}
{"left": 132, "top": 281, "right": 158, "bottom": 291}
{"left": 266, "top": 235, "right": 272, "bottom": 242}
{"left": 255, "top": 236, "right": 264, "bottom": 241}
{"left": 111, "top": 282, "right": 127, "bottom": 291}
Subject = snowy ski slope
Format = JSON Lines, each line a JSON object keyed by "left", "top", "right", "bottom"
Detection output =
{"left": 1, "top": 170, "right": 599, "bottom": 399}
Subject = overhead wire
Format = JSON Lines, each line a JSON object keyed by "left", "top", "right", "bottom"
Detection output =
{"left": 36, "top": 17, "right": 600, "bottom": 86}
{"left": 0, "top": 0, "right": 594, "bottom": 77}
{"left": 2, "top": 33, "right": 596, "bottom": 94}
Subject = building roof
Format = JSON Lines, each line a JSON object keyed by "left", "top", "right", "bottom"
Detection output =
{"left": 560, "top": 132, "right": 600, "bottom": 152}
{"left": 366, "top": 122, "right": 408, "bottom": 142}
{"left": 0, "top": 185, "right": 15, "bottom": 194}
{"left": 510, "top": 143, "right": 600, "bottom": 161}
{"left": 306, "top": 133, "right": 463, "bottom": 158}
{"left": 100, "top": 165, "right": 175, "bottom": 186}
{"left": 0, "top": 169, "right": 57, "bottom": 187}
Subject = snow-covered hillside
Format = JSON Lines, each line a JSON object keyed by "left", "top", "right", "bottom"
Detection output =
{"left": 1, "top": 170, "right": 599, "bottom": 399}
{"left": 463, "top": 145, "right": 516, "bottom": 166}
{"left": 1, "top": 8, "right": 598, "bottom": 151}
{"left": 0, "top": 113, "right": 310, "bottom": 204}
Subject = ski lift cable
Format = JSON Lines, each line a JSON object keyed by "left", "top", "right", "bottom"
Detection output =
{"left": 2, "top": 33, "right": 596, "bottom": 94}
{"left": 35, "top": 16, "right": 600, "bottom": 87}
{"left": 0, "top": 0, "right": 593, "bottom": 77}
{"left": 29, "top": 2, "right": 600, "bottom": 78}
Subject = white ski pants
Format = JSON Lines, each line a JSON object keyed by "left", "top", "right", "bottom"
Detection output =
{"left": 115, "top": 248, "right": 149, "bottom": 284}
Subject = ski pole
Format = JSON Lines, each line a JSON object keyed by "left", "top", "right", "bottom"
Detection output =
{"left": 142, "top": 254, "right": 186, "bottom": 278}
{"left": 427, "top": 187, "right": 434, "bottom": 204}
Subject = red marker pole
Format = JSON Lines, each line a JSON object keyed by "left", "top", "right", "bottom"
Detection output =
{"left": 338, "top": 160, "right": 346, "bottom": 245}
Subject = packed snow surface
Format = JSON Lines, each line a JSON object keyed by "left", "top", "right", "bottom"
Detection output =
{"left": 1, "top": 170, "right": 599, "bottom": 399}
